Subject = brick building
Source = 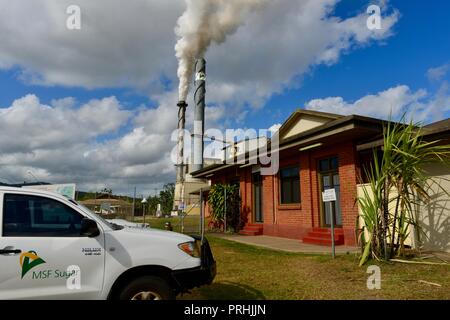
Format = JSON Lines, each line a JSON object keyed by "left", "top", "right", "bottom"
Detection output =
{"left": 191, "top": 110, "right": 450, "bottom": 248}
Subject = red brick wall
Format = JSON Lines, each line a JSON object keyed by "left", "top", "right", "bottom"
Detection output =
{"left": 307, "top": 142, "right": 359, "bottom": 245}
{"left": 261, "top": 142, "right": 359, "bottom": 245}
{"left": 208, "top": 141, "right": 359, "bottom": 245}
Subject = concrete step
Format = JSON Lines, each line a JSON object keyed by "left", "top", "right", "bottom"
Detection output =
{"left": 238, "top": 223, "right": 264, "bottom": 236}
{"left": 246, "top": 223, "right": 264, "bottom": 228}
{"left": 307, "top": 232, "right": 345, "bottom": 240}
{"left": 243, "top": 225, "right": 264, "bottom": 231}
{"left": 312, "top": 227, "right": 344, "bottom": 234}
{"left": 302, "top": 236, "right": 345, "bottom": 246}
{"left": 239, "top": 229, "right": 263, "bottom": 236}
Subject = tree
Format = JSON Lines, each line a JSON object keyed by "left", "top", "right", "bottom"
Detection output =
{"left": 207, "top": 183, "right": 241, "bottom": 232}
{"left": 100, "top": 188, "right": 112, "bottom": 195}
{"left": 159, "top": 183, "right": 175, "bottom": 214}
{"left": 358, "top": 118, "right": 450, "bottom": 265}
{"left": 147, "top": 195, "right": 160, "bottom": 215}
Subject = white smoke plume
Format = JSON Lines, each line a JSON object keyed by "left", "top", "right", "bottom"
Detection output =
{"left": 175, "top": 0, "right": 267, "bottom": 101}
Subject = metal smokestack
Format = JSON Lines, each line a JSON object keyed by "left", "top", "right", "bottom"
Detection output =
{"left": 176, "top": 101, "right": 188, "bottom": 183}
{"left": 192, "top": 58, "right": 206, "bottom": 172}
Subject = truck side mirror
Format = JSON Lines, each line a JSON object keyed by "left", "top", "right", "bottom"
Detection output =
{"left": 80, "top": 218, "right": 100, "bottom": 238}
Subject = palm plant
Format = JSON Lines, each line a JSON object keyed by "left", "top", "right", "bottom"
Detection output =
{"left": 207, "top": 183, "right": 241, "bottom": 232}
{"left": 358, "top": 118, "right": 450, "bottom": 266}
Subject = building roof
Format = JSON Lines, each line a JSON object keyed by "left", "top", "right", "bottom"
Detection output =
{"left": 278, "top": 109, "right": 343, "bottom": 140}
{"left": 358, "top": 118, "right": 450, "bottom": 151}
{"left": 423, "top": 118, "right": 450, "bottom": 138}
{"left": 424, "top": 118, "right": 450, "bottom": 130}
{"left": 277, "top": 113, "right": 386, "bottom": 147}
{"left": 191, "top": 110, "right": 387, "bottom": 179}
{"left": 191, "top": 110, "right": 450, "bottom": 179}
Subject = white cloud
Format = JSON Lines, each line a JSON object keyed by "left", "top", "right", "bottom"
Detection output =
{"left": 0, "top": 94, "right": 130, "bottom": 153}
{"left": 0, "top": 94, "right": 172, "bottom": 194}
{"left": 0, "top": 0, "right": 399, "bottom": 108}
{"left": 0, "top": 92, "right": 229, "bottom": 194}
{"left": 305, "top": 84, "right": 450, "bottom": 123}
{"left": 0, "top": 1, "right": 402, "bottom": 193}
{"left": 427, "top": 64, "right": 450, "bottom": 82}
{"left": 0, "top": 0, "right": 183, "bottom": 90}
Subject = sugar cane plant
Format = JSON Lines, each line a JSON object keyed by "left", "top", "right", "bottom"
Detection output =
{"left": 358, "top": 118, "right": 450, "bottom": 266}
{"left": 207, "top": 183, "right": 241, "bottom": 232}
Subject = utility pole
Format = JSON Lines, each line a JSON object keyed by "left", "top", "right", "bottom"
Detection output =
{"left": 224, "top": 188, "right": 227, "bottom": 233}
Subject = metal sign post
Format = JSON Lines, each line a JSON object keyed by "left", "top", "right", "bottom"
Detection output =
{"left": 181, "top": 207, "right": 185, "bottom": 234}
{"left": 200, "top": 188, "right": 204, "bottom": 242}
{"left": 224, "top": 188, "right": 227, "bottom": 233}
{"left": 329, "top": 201, "right": 335, "bottom": 259}
{"left": 322, "top": 189, "right": 337, "bottom": 259}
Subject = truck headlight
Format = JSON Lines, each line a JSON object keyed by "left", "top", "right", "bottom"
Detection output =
{"left": 178, "top": 241, "right": 201, "bottom": 258}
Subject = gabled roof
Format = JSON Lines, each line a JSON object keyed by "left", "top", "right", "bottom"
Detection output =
{"left": 278, "top": 109, "right": 343, "bottom": 142}
{"left": 191, "top": 110, "right": 386, "bottom": 179}
{"left": 277, "top": 113, "right": 385, "bottom": 148}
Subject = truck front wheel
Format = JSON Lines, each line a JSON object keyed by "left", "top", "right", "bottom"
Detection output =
{"left": 119, "top": 276, "right": 175, "bottom": 300}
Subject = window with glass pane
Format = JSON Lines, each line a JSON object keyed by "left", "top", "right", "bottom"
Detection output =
{"left": 3, "top": 194, "right": 84, "bottom": 237}
{"left": 280, "top": 167, "right": 300, "bottom": 204}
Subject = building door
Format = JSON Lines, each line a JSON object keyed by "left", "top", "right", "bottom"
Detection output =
{"left": 252, "top": 172, "right": 263, "bottom": 223}
{"left": 318, "top": 157, "right": 342, "bottom": 227}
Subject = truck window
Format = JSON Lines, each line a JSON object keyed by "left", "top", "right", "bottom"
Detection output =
{"left": 3, "top": 194, "right": 84, "bottom": 237}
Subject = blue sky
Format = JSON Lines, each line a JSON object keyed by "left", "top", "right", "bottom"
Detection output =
{"left": 1, "top": 1, "right": 449, "bottom": 125}
{"left": 0, "top": 0, "right": 449, "bottom": 193}
{"left": 254, "top": 0, "right": 450, "bottom": 129}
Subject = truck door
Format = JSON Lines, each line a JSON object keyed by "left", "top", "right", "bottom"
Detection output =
{"left": 0, "top": 192, "right": 105, "bottom": 299}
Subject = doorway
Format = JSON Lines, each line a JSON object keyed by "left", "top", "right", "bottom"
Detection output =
{"left": 252, "top": 172, "right": 263, "bottom": 223}
{"left": 318, "top": 156, "right": 342, "bottom": 227}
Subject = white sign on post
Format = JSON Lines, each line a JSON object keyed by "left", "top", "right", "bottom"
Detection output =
{"left": 322, "top": 188, "right": 337, "bottom": 259}
{"left": 322, "top": 189, "right": 337, "bottom": 202}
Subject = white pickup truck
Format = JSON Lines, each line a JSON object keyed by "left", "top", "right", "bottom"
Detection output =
{"left": 0, "top": 186, "right": 216, "bottom": 300}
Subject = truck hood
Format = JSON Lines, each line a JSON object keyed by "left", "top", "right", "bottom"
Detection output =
{"left": 103, "top": 225, "right": 201, "bottom": 270}
{"left": 114, "top": 226, "right": 195, "bottom": 244}
{"left": 107, "top": 219, "right": 150, "bottom": 229}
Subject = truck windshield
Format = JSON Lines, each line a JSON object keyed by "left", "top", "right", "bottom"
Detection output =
{"left": 69, "top": 199, "right": 124, "bottom": 231}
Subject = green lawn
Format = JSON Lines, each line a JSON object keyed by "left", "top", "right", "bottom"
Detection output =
{"left": 129, "top": 216, "right": 450, "bottom": 299}
{"left": 179, "top": 236, "right": 450, "bottom": 300}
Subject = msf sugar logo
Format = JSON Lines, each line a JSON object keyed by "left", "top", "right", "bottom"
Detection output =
{"left": 20, "top": 251, "right": 46, "bottom": 279}
{"left": 19, "top": 251, "right": 81, "bottom": 289}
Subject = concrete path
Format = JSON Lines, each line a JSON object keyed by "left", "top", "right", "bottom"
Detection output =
{"left": 210, "top": 233, "right": 359, "bottom": 255}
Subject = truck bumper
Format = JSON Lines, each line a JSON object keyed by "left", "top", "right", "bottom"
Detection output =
{"left": 171, "top": 236, "right": 216, "bottom": 292}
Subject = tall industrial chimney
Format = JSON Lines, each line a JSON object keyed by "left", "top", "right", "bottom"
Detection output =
{"left": 176, "top": 101, "right": 188, "bottom": 183}
{"left": 174, "top": 100, "right": 187, "bottom": 211}
{"left": 192, "top": 58, "right": 206, "bottom": 172}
